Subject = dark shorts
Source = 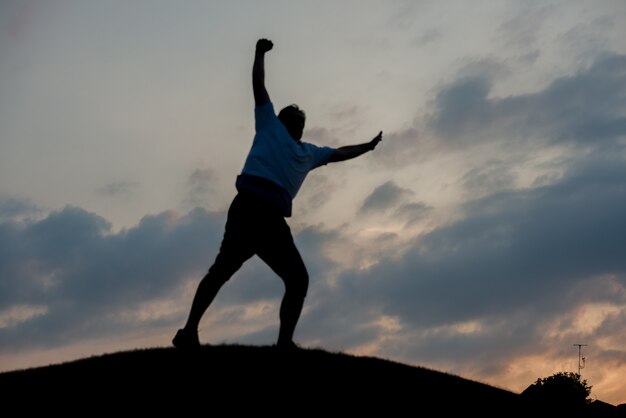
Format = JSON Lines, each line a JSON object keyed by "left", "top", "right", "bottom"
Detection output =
{"left": 209, "top": 191, "right": 308, "bottom": 291}
{"left": 222, "top": 191, "right": 291, "bottom": 253}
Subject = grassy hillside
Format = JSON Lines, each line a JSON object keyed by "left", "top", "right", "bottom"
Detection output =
{"left": 0, "top": 344, "right": 526, "bottom": 414}
{"left": 5, "top": 344, "right": 623, "bottom": 415}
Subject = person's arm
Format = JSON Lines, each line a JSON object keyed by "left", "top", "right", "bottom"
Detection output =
{"left": 328, "top": 131, "right": 383, "bottom": 163}
{"left": 253, "top": 39, "right": 273, "bottom": 107}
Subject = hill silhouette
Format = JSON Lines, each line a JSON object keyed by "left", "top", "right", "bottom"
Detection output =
{"left": 0, "top": 345, "right": 621, "bottom": 416}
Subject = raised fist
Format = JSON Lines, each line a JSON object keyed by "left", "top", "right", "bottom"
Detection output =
{"left": 256, "top": 38, "right": 273, "bottom": 53}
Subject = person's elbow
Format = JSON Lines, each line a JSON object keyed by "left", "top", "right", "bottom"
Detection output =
{"left": 328, "top": 149, "right": 339, "bottom": 163}
{"left": 328, "top": 149, "right": 347, "bottom": 163}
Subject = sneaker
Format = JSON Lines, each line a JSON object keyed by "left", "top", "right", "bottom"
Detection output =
{"left": 275, "top": 340, "right": 301, "bottom": 351}
{"left": 172, "top": 328, "right": 200, "bottom": 349}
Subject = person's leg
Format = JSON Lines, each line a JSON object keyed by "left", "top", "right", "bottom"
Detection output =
{"left": 257, "top": 219, "right": 309, "bottom": 347}
{"left": 183, "top": 248, "right": 253, "bottom": 332}
{"left": 174, "top": 194, "right": 254, "bottom": 348}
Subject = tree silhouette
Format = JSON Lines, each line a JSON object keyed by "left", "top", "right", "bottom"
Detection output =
{"left": 522, "top": 371, "right": 592, "bottom": 412}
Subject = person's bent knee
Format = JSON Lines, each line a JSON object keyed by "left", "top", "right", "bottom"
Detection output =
{"left": 287, "top": 271, "right": 309, "bottom": 299}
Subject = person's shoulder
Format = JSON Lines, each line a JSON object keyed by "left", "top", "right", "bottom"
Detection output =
{"left": 301, "top": 141, "right": 335, "bottom": 157}
{"left": 301, "top": 141, "right": 333, "bottom": 151}
{"left": 254, "top": 101, "right": 277, "bottom": 128}
{"left": 255, "top": 101, "right": 275, "bottom": 113}
{"left": 299, "top": 142, "right": 334, "bottom": 167}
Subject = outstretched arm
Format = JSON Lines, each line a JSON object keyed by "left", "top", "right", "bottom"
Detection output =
{"left": 253, "top": 38, "right": 273, "bottom": 107}
{"left": 328, "top": 131, "right": 383, "bottom": 163}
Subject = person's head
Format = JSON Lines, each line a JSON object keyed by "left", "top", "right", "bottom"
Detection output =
{"left": 278, "top": 104, "right": 306, "bottom": 141}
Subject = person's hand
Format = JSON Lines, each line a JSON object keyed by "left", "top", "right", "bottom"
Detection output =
{"left": 256, "top": 38, "right": 273, "bottom": 54}
{"left": 369, "top": 131, "right": 383, "bottom": 150}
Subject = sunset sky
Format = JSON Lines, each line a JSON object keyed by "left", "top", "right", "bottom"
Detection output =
{"left": 1, "top": 0, "right": 625, "bottom": 405}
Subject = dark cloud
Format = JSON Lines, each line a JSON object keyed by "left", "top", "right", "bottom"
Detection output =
{"left": 394, "top": 202, "right": 432, "bottom": 225}
{"left": 358, "top": 181, "right": 432, "bottom": 226}
{"left": 359, "top": 181, "right": 413, "bottom": 214}
{"left": 96, "top": 181, "right": 138, "bottom": 199}
{"left": 296, "top": 172, "right": 338, "bottom": 216}
{"left": 0, "top": 205, "right": 226, "bottom": 350}
{"left": 0, "top": 202, "right": 340, "bottom": 351}
{"left": 0, "top": 196, "right": 42, "bottom": 221}
{"left": 459, "top": 161, "right": 517, "bottom": 196}
{"left": 430, "top": 75, "right": 493, "bottom": 142}
{"left": 456, "top": 58, "right": 511, "bottom": 82}
{"left": 557, "top": 15, "right": 618, "bottom": 64}
{"left": 429, "top": 53, "right": 626, "bottom": 147}
{"left": 303, "top": 151, "right": 626, "bottom": 365}
{"left": 184, "top": 168, "right": 217, "bottom": 208}
{"left": 296, "top": 274, "right": 385, "bottom": 351}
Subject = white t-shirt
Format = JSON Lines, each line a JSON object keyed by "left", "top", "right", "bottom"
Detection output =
{"left": 241, "top": 101, "right": 334, "bottom": 199}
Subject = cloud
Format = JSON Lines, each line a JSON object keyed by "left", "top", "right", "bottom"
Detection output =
{"left": 305, "top": 127, "right": 341, "bottom": 148}
{"left": 306, "top": 104, "right": 369, "bottom": 148}
{"left": 0, "top": 202, "right": 341, "bottom": 352}
{"left": 328, "top": 105, "right": 363, "bottom": 123}
{"left": 496, "top": 4, "right": 556, "bottom": 50}
{"left": 359, "top": 181, "right": 413, "bottom": 214}
{"left": 428, "top": 53, "right": 626, "bottom": 148}
{"left": 394, "top": 202, "right": 432, "bottom": 225}
{"left": 408, "top": 157, "right": 622, "bottom": 321}
{"left": 371, "top": 127, "right": 421, "bottom": 168}
{"left": 429, "top": 75, "right": 493, "bottom": 143}
{"left": 411, "top": 29, "right": 442, "bottom": 47}
{"left": 298, "top": 150, "right": 626, "bottom": 376}
{"left": 455, "top": 58, "right": 512, "bottom": 82}
{"left": 296, "top": 172, "right": 338, "bottom": 216}
{"left": 371, "top": 53, "right": 626, "bottom": 171}
{"left": 358, "top": 181, "right": 432, "bottom": 226}
{"left": 0, "top": 196, "right": 42, "bottom": 221}
{"left": 0, "top": 205, "right": 226, "bottom": 350}
{"left": 557, "top": 15, "right": 618, "bottom": 64}
{"left": 96, "top": 181, "right": 138, "bottom": 200}
{"left": 459, "top": 161, "right": 517, "bottom": 196}
{"left": 184, "top": 168, "right": 217, "bottom": 208}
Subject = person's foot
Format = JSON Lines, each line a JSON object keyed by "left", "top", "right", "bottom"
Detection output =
{"left": 275, "top": 340, "right": 301, "bottom": 351}
{"left": 172, "top": 328, "right": 200, "bottom": 349}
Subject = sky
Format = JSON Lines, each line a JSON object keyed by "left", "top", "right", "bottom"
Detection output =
{"left": 1, "top": 0, "right": 626, "bottom": 405}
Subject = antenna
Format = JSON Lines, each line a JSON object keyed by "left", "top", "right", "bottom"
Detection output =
{"left": 573, "top": 344, "right": 588, "bottom": 375}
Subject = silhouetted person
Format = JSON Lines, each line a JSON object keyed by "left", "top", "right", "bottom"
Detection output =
{"left": 173, "top": 39, "right": 382, "bottom": 350}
